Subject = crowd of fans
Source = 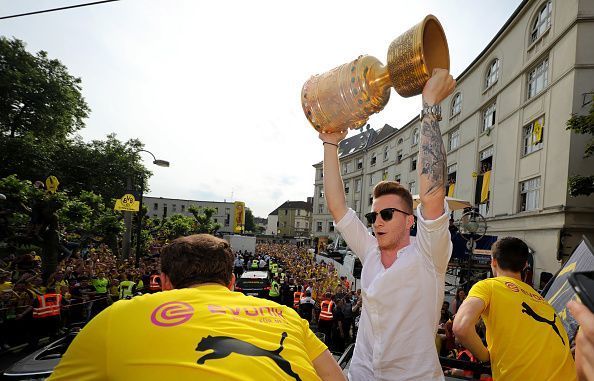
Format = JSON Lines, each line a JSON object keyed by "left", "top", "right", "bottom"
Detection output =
{"left": 0, "top": 243, "right": 162, "bottom": 351}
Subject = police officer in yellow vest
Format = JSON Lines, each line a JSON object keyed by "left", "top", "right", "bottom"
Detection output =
{"left": 118, "top": 274, "right": 137, "bottom": 300}
{"left": 251, "top": 259, "right": 259, "bottom": 270}
{"left": 268, "top": 276, "right": 280, "bottom": 303}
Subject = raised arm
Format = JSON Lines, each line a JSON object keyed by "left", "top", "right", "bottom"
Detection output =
{"left": 418, "top": 69, "right": 456, "bottom": 220}
{"left": 319, "top": 131, "right": 348, "bottom": 223}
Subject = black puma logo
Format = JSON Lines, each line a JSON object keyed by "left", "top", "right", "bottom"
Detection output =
{"left": 521, "top": 302, "right": 565, "bottom": 345}
{"left": 196, "top": 332, "right": 302, "bottom": 381}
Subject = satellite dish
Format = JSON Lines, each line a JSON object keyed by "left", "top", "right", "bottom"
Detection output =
{"left": 455, "top": 209, "right": 487, "bottom": 243}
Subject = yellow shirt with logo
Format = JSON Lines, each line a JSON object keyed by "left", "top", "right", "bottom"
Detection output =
{"left": 468, "top": 276, "right": 576, "bottom": 381}
{"left": 48, "top": 284, "right": 327, "bottom": 381}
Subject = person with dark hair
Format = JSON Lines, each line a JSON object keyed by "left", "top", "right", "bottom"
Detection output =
{"left": 49, "top": 234, "right": 345, "bottom": 381}
{"left": 453, "top": 237, "right": 576, "bottom": 380}
{"left": 452, "top": 288, "right": 466, "bottom": 314}
{"left": 320, "top": 69, "right": 455, "bottom": 380}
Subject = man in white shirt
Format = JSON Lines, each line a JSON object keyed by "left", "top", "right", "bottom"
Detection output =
{"left": 319, "top": 69, "right": 455, "bottom": 381}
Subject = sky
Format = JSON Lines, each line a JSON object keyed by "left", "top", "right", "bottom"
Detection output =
{"left": 0, "top": 0, "right": 523, "bottom": 217}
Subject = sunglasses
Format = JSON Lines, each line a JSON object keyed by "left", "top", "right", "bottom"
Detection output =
{"left": 365, "top": 207, "right": 411, "bottom": 224}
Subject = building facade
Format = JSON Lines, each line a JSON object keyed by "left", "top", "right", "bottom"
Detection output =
{"left": 312, "top": 0, "right": 594, "bottom": 284}
{"left": 270, "top": 201, "right": 313, "bottom": 238}
{"left": 143, "top": 196, "right": 244, "bottom": 235}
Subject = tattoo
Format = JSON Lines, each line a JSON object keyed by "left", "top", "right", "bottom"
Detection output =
{"left": 419, "top": 101, "right": 447, "bottom": 196}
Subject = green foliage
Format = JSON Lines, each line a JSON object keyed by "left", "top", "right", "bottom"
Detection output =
{"left": 244, "top": 208, "right": 255, "bottom": 232}
{"left": 188, "top": 205, "right": 220, "bottom": 234}
{"left": 0, "top": 37, "right": 90, "bottom": 140}
{"left": 566, "top": 102, "right": 594, "bottom": 196}
{"left": 162, "top": 214, "right": 196, "bottom": 240}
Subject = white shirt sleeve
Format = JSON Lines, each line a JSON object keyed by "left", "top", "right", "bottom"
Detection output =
{"left": 335, "top": 208, "right": 377, "bottom": 265}
{"left": 415, "top": 200, "right": 452, "bottom": 274}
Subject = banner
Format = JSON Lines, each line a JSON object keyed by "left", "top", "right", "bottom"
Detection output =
{"left": 114, "top": 194, "right": 140, "bottom": 212}
{"left": 544, "top": 238, "right": 594, "bottom": 343}
{"left": 233, "top": 201, "right": 245, "bottom": 233}
{"left": 447, "top": 183, "right": 455, "bottom": 197}
{"left": 45, "top": 176, "right": 59, "bottom": 194}
{"left": 480, "top": 170, "right": 491, "bottom": 203}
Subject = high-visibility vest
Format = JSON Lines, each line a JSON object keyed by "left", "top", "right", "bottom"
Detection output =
{"left": 251, "top": 260, "right": 259, "bottom": 269}
{"left": 119, "top": 280, "right": 136, "bottom": 299}
{"left": 269, "top": 281, "right": 280, "bottom": 297}
{"left": 457, "top": 349, "right": 477, "bottom": 378}
{"left": 271, "top": 263, "right": 278, "bottom": 274}
{"left": 293, "top": 291, "right": 304, "bottom": 309}
{"left": 32, "top": 293, "right": 62, "bottom": 319}
{"left": 92, "top": 278, "right": 108, "bottom": 294}
{"left": 319, "top": 300, "right": 334, "bottom": 321}
{"left": 149, "top": 274, "right": 161, "bottom": 291}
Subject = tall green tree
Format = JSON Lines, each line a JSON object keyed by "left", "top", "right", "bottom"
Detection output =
{"left": 244, "top": 208, "right": 255, "bottom": 232}
{"left": 566, "top": 102, "right": 594, "bottom": 196}
{"left": 0, "top": 37, "right": 90, "bottom": 140}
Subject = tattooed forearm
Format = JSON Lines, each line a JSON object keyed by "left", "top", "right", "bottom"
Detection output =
{"left": 419, "top": 102, "right": 447, "bottom": 197}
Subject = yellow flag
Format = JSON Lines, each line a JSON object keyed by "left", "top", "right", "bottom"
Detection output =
{"left": 448, "top": 183, "right": 455, "bottom": 197}
{"left": 533, "top": 120, "right": 543, "bottom": 144}
{"left": 481, "top": 171, "right": 491, "bottom": 203}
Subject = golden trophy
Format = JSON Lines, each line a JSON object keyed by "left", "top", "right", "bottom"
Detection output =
{"left": 302, "top": 15, "right": 449, "bottom": 133}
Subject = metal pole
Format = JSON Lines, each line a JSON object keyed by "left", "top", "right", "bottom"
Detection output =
{"left": 122, "top": 176, "right": 133, "bottom": 259}
{"left": 135, "top": 178, "right": 145, "bottom": 268}
{"left": 467, "top": 235, "right": 474, "bottom": 291}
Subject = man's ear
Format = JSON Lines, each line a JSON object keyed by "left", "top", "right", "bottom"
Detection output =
{"left": 407, "top": 214, "right": 415, "bottom": 230}
{"left": 227, "top": 274, "right": 236, "bottom": 291}
{"left": 161, "top": 273, "right": 174, "bottom": 291}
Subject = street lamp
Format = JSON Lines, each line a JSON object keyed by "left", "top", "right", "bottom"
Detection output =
{"left": 135, "top": 149, "right": 169, "bottom": 268}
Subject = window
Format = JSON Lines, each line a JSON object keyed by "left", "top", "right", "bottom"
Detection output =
{"left": 355, "top": 179, "right": 362, "bottom": 193}
{"left": 382, "top": 169, "right": 388, "bottom": 181}
{"left": 153, "top": 203, "right": 158, "bottom": 210}
{"left": 451, "top": 93, "right": 462, "bottom": 116}
{"left": 520, "top": 177, "right": 541, "bottom": 212}
{"left": 396, "top": 150, "right": 403, "bottom": 163}
{"left": 528, "top": 58, "right": 549, "bottom": 99}
{"left": 172, "top": 204, "right": 177, "bottom": 212}
{"left": 357, "top": 158, "right": 363, "bottom": 169}
{"left": 369, "top": 173, "right": 374, "bottom": 186}
{"left": 530, "top": 1, "right": 552, "bottom": 43}
{"left": 409, "top": 181, "right": 416, "bottom": 194}
{"left": 283, "top": 222, "right": 287, "bottom": 228}
{"left": 181, "top": 205, "right": 185, "bottom": 212}
{"left": 316, "top": 221, "right": 323, "bottom": 232}
{"left": 296, "top": 221, "right": 300, "bottom": 228}
{"left": 342, "top": 162, "right": 348, "bottom": 174}
{"left": 395, "top": 174, "right": 401, "bottom": 183}
{"left": 412, "top": 128, "right": 419, "bottom": 145}
{"left": 214, "top": 218, "right": 218, "bottom": 223}
{"left": 328, "top": 221, "right": 334, "bottom": 232}
{"left": 225, "top": 208, "right": 231, "bottom": 226}
{"left": 368, "top": 195, "right": 373, "bottom": 206}
{"left": 318, "top": 204, "right": 324, "bottom": 213}
{"left": 318, "top": 168, "right": 323, "bottom": 179}
{"left": 284, "top": 209, "right": 288, "bottom": 215}
{"left": 384, "top": 146, "right": 389, "bottom": 161}
{"left": 411, "top": 156, "right": 417, "bottom": 171}
{"left": 485, "top": 59, "right": 500, "bottom": 89}
{"left": 447, "top": 164, "right": 457, "bottom": 196}
{"left": 319, "top": 188, "right": 324, "bottom": 198}
{"left": 398, "top": 138, "right": 403, "bottom": 145}
{"left": 370, "top": 154, "right": 377, "bottom": 166}
{"left": 297, "top": 210, "right": 301, "bottom": 216}
{"left": 344, "top": 181, "right": 350, "bottom": 194}
{"left": 523, "top": 116, "right": 545, "bottom": 156}
{"left": 448, "top": 128, "right": 460, "bottom": 151}
{"left": 354, "top": 200, "right": 360, "bottom": 212}
{"left": 482, "top": 103, "right": 496, "bottom": 133}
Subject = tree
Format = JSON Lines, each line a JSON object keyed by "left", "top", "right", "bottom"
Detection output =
{"left": 188, "top": 205, "right": 220, "bottom": 234}
{"left": 566, "top": 102, "right": 594, "bottom": 196}
{"left": 0, "top": 37, "right": 90, "bottom": 140}
{"left": 244, "top": 208, "right": 255, "bottom": 232}
{"left": 162, "top": 214, "right": 196, "bottom": 240}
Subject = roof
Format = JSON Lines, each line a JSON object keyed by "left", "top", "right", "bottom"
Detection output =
{"left": 370, "top": 123, "right": 396, "bottom": 146}
{"left": 277, "top": 200, "right": 313, "bottom": 212}
{"left": 268, "top": 207, "right": 279, "bottom": 216}
{"left": 338, "top": 125, "right": 376, "bottom": 158}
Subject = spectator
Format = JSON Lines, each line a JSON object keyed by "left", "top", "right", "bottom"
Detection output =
{"left": 453, "top": 237, "right": 576, "bottom": 380}
{"left": 452, "top": 288, "right": 466, "bottom": 314}
{"left": 48, "top": 234, "right": 345, "bottom": 381}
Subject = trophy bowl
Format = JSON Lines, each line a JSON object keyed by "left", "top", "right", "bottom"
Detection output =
{"left": 302, "top": 15, "right": 449, "bottom": 133}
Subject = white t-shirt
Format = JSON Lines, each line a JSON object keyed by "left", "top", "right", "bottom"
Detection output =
{"left": 336, "top": 202, "right": 452, "bottom": 381}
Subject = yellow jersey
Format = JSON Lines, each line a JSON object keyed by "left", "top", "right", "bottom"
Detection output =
{"left": 48, "top": 284, "right": 327, "bottom": 381}
{"left": 468, "top": 276, "right": 576, "bottom": 381}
